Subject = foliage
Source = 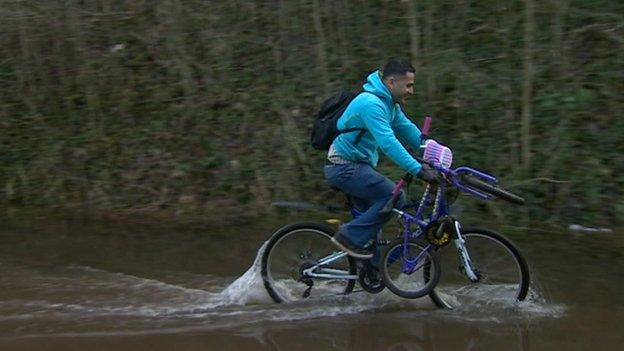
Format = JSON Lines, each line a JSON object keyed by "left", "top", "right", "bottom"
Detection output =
{"left": 0, "top": 0, "right": 622, "bottom": 226}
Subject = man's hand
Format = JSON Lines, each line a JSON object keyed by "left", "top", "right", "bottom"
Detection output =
{"left": 417, "top": 164, "right": 443, "bottom": 184}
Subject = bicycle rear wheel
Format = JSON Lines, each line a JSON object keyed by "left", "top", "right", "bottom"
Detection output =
{"left": 261, "top": 222, "right": 356, "bottom": 303}
{"left": 379, "top": 237, "right": 441, "bottom": 299}
{"left": 430, "top": 228, "right": 530, "bottom": 309}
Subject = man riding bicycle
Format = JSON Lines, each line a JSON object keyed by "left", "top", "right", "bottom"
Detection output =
{"left": 261, "top": 59, "right": 528, "bottom": 302}
{"left": 325, "top": 58, "right": 441, "bottom": 261}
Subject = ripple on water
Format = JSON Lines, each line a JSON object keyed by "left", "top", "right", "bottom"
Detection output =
{"left": 0, "top": 240, "right": 564, "bottom": 338}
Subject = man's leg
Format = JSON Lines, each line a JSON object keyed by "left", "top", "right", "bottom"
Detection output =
{"left": 325, "top": 163, "right": 404, "bottom": 248}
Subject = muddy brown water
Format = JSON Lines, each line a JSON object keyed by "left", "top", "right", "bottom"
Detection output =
{"left": 0, "top": 214, "right": 622, "bottom": 350}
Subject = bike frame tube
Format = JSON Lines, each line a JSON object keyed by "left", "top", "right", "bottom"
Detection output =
{"left": 304, "top": 270, "right": 358, "bottom": 280}
{"left": 316, "top": 251, "right": 348, "bottom": 266}
{"left": 453, "top": 166, "right": 497, "bottom": 182}
{"left": 448, "top": 166, "right": 500, "bottom": 200}
{"left": 393, "top": 183, "right": 440, "bottom": 273}
{"left": 401, "top": 245, "right": 433, "bottom": 274}
{"left": 302, "top": 251, "right": 359, "bottom": 280}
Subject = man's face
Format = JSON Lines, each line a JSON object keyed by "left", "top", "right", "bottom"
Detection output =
{"left": 387, "top": 72, "right": 415, "bottom": 104}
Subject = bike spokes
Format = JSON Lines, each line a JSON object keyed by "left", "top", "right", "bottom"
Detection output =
{"left": 380, "top": 238, "right": 441, "bottom": 299}
{"left": 262, "top": 223, "right": 357, "bottom": 303}
{"left": 430, "top": 229, "right": 530, "bottom": 309}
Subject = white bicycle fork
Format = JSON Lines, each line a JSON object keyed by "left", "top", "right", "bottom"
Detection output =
{"left": 452, "top": 221, "right": 479, "bottom": 282}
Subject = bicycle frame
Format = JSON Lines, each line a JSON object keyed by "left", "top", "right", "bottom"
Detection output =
{"left": 393, "top": 164, "right": 500, "bottom": 282}
{"left": 302, "top": 251, "right": 358, "bottom": 280}
{"left": 303, "top": 164, "right": 495, "bottom": 283}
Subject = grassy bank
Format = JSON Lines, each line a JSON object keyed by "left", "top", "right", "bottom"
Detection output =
{"left": 1, "top": 1, "right": 622, "bottom": 227}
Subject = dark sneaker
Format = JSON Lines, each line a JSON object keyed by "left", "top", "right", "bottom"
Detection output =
{"left": 331, "top": 232, "right": 373, "bottom": 259}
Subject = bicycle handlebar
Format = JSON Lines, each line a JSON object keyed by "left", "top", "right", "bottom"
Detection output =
{"left": 379, "top": 174, "right": 412, "bottom": 215}
{"left": 385, "top": 162, "right": 524, "bottom": 214}
{"left": 421, "top": 115, "right": 432, "bottom": 137}
{"left": 381, "top": 116, "right": 524, "bottom": 213}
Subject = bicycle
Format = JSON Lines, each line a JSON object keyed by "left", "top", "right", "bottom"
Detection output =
{"left": 261, "top": 118, "right": 530, "bottom": 308}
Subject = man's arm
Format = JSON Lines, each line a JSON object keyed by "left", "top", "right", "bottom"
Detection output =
{"left": 393, "top": 106, "right": 423, "bottom": 151}
{"left": 360, "top": 100, "right": 422, "bottom": 175}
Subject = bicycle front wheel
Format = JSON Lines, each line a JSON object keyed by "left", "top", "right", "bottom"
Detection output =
{"left": 261, "top": 222, "right": 356, "bottom": 303}
{"left": 379, "top": 238, "right": 441, "bottom": 299}
{"left": 430, "top": 228, "right": 530, "bottom": 309}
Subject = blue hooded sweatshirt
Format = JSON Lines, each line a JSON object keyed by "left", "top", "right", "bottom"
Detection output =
{"left": 333, "top": 70, "right": 423, "bottom": 175}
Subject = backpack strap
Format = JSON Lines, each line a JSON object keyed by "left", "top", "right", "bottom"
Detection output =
{"left": 354, "top": 129, "right": 367, "bottom": 144}
{"left": 341, "top": 91, "right": 385, "bottom": 144}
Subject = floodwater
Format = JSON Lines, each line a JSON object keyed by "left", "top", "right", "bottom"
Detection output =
{"left": 0, "top": 214, "right": 622, "bottom": 351}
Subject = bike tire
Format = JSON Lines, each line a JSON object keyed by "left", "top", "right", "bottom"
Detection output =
{"left": 261, "top": 222, "right": 357, "bottom": 303}
{"left": 462, "top": 175, "right": 525, "bottom": 205}
{"left": 379, "top": 237, "right": 441, "bottom": 299}
{"left": 429, "top": 227, "right": 530, "bottom": 309}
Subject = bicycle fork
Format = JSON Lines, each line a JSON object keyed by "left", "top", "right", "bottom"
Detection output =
{"left": 452, "top": 220, "right": 479, "bottom": 282}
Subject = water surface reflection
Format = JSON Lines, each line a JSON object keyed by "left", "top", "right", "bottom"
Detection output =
{"left": 0, "top": 216, "right": 621, "bottom": 350}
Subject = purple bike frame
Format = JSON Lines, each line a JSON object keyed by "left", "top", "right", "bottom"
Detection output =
{"left": 385, "top": 115, "right": 505, "bottom": 273}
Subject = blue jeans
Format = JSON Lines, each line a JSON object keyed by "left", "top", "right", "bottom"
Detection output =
{"left": 324, "top": 162, "right": 406, "bottom": 261}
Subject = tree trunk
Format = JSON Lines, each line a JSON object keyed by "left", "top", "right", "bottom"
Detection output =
{"left": 275, "top": 0, "right": 312, "bottom": 187}
{"left": 17, "top": 19, "right": 34, "bottom": 114}
{"left": 312, "top": 0, "right": 329, "bottom": 96}
{"left": 521, "top": 0, "right": 535, "bottom": 172}
{"left": 502, "top": 4, "right": 520, "bottom": 170}
{"left": 334, "top": 0, "right": 351, "bottom": 72}
{"left": 405, "top": 0, "right": 420, "bottom": 70}
{"left": 553, "top": 0, "right": 569, "bottom": 77}
{"left": 424, "top": 0, "right": 435, "bottom": 103}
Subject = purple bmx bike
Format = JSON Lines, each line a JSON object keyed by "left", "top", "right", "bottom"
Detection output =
{"left": 261, "top": 118, "right": 529, "bottom": 308}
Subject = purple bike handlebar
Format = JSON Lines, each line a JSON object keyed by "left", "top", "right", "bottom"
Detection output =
{"left": 422, "top": 115, "right": 432, "bottom": 136}
{"left": 393, "top": 163, "right": 498, "bottom": 202}
{"left": 385, "top": 115, "right": 504, "bottom": 207}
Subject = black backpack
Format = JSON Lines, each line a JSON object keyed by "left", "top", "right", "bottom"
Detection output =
{"left": 311, "top": 91, "right": 379, "bottom": 150}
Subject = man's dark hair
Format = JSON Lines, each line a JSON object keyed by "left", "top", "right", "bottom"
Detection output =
{"left": 381, "top": 57, "right": 415, "bottom": 79}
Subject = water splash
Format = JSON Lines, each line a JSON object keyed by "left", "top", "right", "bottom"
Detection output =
{"left": 217, "top": 241, "right": 273, "bottom": 305}
{"left": 433, "top": 286, "right": 566, "bottom": 323}
{"left": 0, "top": 240, "right": 565, "bottom": 339}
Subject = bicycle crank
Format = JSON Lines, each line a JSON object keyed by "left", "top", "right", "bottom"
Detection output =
{"left": 357, "top": 262, "right": 385, "bottom": 294}
{"left": 298, "top": 262, "right": 315, "bottom": 298}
